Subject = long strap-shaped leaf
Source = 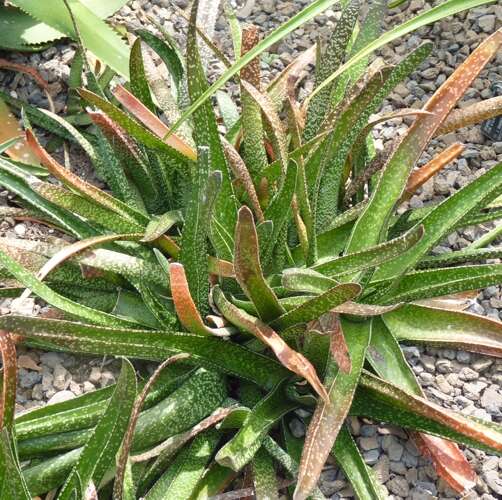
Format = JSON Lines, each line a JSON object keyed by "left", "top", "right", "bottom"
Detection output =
{"left": 354, "top": 372, "right": 502, "bottom": 454}
{"left": 187, "top": 0, "right": 238, "bottom": 260}
{"left": 372, "top": 263, "right": 502, "bottom": 304}
{"left": 346, "top": 29, "right": 502, "bottom": 255}
{"left": 270, "top": 283, "right": 361, "bottom": 331}
{"left": 213, "top": 287, "right": 328, "bottom": 401}
{"left": 313, "top": 225, "right": 423, "bottom": 278}
{"left": 234, "top": 206, "right": 285, "bottom": 321}
{"left": 57, "top": 359, "right": 136, "bottom": 500}
{"left": 294, "top": 318, "right": 371, "bottom": 500}
{"left": 376, "top": 157, "right": 502, "bottom": 280}
{"left": 331, "top": 425, "right": 388, "bottom": 499}
{"left": 0, "top": 429, "right": 31, "bottom": 500}
{"left": 0, "top": 316, "right": 287, "bottom": 389}
{"left": 367, "top": 318, "right": 476, "bottom": 492}
{"left": 383, "top": 303, "right": 502, "bottom": 358}
{"left": 0, "top": 248, "right": 137, "bottom": 327}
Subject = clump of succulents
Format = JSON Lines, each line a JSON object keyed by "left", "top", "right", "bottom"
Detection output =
{"left": 0, "top": 0, "right": 502, "bottom": 498}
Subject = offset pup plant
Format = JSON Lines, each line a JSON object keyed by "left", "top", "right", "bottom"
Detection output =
{"left": 0, "top": 0, "right": 502, "bottom": 498}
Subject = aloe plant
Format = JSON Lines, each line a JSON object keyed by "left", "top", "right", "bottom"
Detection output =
{"left": 1, "top": 0, "right": 502, "bottom": 498}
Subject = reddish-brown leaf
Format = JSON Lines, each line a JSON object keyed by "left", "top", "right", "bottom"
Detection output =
{"left": 402, "top": 142, "right": 464, "bottom": 201}
{"left": 0, "top": 331, "right": 17, "bottom": 430}
{"left": 169, "top": 263, "right": 231, "bottom": 337}
{"left": 413, "top": 432, "right": 476, "bottom": 493}
{"left": 213, "top": 286, "right": 328, "bottom": 402}
{"left": 112, "top": 84, "right": 197, "bottom": 160}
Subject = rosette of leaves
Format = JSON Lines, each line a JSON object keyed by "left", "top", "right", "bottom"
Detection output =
{"left": 1, "top": 0, "right": 502, "bottom": 498}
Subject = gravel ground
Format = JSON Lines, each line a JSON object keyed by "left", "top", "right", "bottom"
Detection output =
{"left": 1, "top": 0, "right": 502, "bottom": 498}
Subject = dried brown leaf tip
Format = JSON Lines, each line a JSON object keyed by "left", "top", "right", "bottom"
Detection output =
{"left": 0, "top": 330, "right": 17, "bottom": 430}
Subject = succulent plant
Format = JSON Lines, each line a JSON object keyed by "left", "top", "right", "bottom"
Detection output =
{"left": 0, "top": 0, "right": 502, "bottom": 498}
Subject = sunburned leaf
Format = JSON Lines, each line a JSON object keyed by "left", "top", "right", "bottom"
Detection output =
{"left": 213, "top": 286, "right": 328, "bottom": 402}
{"left": 222, "top": 138, "right": 264, "bottom": 223}
{"left": 215, "top": 381, "right": 298, "bottom": 471}
{"left": 112, "top": 84, "right": 196, "bottom": 160}
{"left": 0, "top": 332, "right": 17, "bottom": 431}
{"left": 354, "top": 372, "right": 502, "bottom": 455}
{"left": 402, "top": 143, "right": 464, "bottom": 201}
{"left": 169, "top": 263, "right": 231, "bottom": 337}
{"left": 234, "top": 206, "right": 285, "bottom": 322}
{"left": 57, "top": 359, "right": 137, "bottom": 500}
{"left": 270, "top": 283, "right": 361, "bottom": 331}
{"left": 25, "top": 129, "right": 148, "bottom": 226}
{"left": 346, "top": 29, "right": 502, "bottom": 255}
{"left": 240, "top": 25, "right": 268, "bottom": 182}
{"left": 294, "top": 318, "right": 371, "bottom": 500}
{"left": 435, "top": 95, "right": 502, "bottom": 136}
{"left": 384, "top": 304, "right": 502, "bottom": 358}
{"left": 367, "top": 318, "right": 477, "bottom": 493}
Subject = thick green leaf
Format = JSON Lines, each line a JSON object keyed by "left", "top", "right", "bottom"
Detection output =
{"left": 0, "top": 317, "right": 287, "bottom": 389}
{"left": 295, "top": 318, "right": 371, "bottom": 500}
{"left": 332, "top": 426, "right": 388, "bottom": 500}
{"left": 187, "top": 0, "right": 237, "bottom": 260}
{"left": 372, "top": 264, "right": 502, "bottom": 304}
{"left": 376, "top": 160, "right": 502, "bottom": 280}
{"left": 180, "top": 148, "right": 220, "bottom": 316}
{"left": 252, "top": 447, "right": 279, "bottom": 500}
{"left": 282, "top": 268, "right": 338, "bottom": 294}
{"left": 0, "top": 429, "right": 31, "bottom": 500}
{"left": 145, "top": 429, "right": 221, "bottom": 500}
{"left": 0, "top": 248, "right": 136, "bottom": 327}
{"left": 384, "top": 304, "right": 502, "bottom": 358}
{"left": 57, "top": 359, "right": 136, "bottom": 500}
{"left": 216, "top": 381, "right": 297, "bottom": 471}
{"left": 130, "top": 38, "right": 155, "bottom": 112}
{"left": 303, "top": 0, "right": 360, "bottom": 142}
{"left": 234, "top": 206, "right": 285, "bottom": 321}
{"left": 271, "top": 283, "right": 360, "bottom": 330}
{"left": 313, "top": 225, "right": 423, "bottom": 278}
